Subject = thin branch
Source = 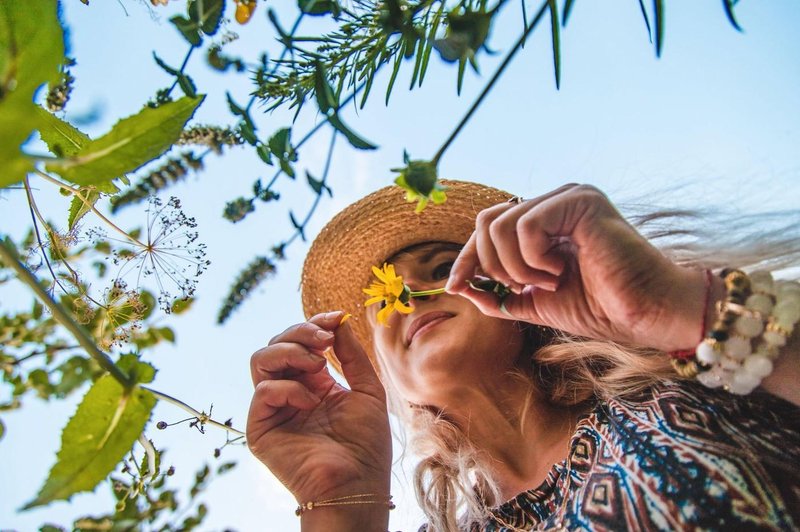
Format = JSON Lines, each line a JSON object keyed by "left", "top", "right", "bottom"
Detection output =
{"left": 432, "top": 0, "right": 550, "bottom": 165}
{"left": 11, "top": 345, "right": 81, "bottom": 366}
{"left": 34, "top": 170, "right": 148, "bottom": 249}
{"left": 0, "top": 239, "right": 133, "bottom": 387}
{"left": 285, "top": 130, "right": 338, "bottom": 247}
{"left": 144, "top": 387, "right": 246, "bottom": 438}
{"left": 23, "top": 177, "right": 74, "bottom": 295}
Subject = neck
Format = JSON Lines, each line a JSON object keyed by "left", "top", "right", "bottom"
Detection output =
{"left": 428, "top": 374, "right": 589, "bottom": 502}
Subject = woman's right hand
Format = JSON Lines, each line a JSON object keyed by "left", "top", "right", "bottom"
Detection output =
{"left": 247, "top": 311, "right": 392, "bottom": 505}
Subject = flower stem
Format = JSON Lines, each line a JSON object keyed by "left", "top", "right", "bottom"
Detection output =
{"left": 409, "top": 287, "right": 446, "bottom": 298}
{"left": 143, "top": 387, "right": 246, "bottom": 438}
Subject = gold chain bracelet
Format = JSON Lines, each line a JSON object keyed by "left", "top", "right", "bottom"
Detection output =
{"left": 295, "top": 493, "right": 395, "bottom": 516}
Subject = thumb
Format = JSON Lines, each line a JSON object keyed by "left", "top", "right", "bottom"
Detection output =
{"left": 332, "top": 320, "right": 385, "bottom": 399}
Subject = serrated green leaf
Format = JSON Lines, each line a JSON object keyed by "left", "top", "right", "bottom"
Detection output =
{"left": 327, "top": 114, "right": 377, "bottom": 150}
{"left": 46, "top": 96, "right": 204, "bottom": 186}
{"left": 22, "top": 377, "right": 156, "bottom": 509}
{"left": 36, "top": 107, "right": 91, "bottom": 158}
{"left": 170, "top": 15, "right": 202, "bottom": 46}
{"left": 189, "top": 0, "right": 225, "bottom": 36}
{"left": 0, "top": 0, "right": 65, "bottom": 188}
{"left": 116, "top": 354, "right": 156, "bottom": 384}
{"left": 67, "top": 189, "right": 100, "bottom": 230}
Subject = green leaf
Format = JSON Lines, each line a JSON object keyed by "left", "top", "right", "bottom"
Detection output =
{"left": 637, "top": 0, "right": 653, "bottom": 44}
{"left": 298, "top": 0, "right": 341, "bottom": 17}
{"left": 67, "top": 189, "right": 100, "bottom": 230}
{"left": 419, "top": 1, "right": 445, "bottom": 88}
{"left": 46, "top": 96, "right": 204, "bottom": 186}
{"left": 153, "top": 52, "right": 179, "bottom": 76}
{"left": 116, "top": 354, "right": 156, "bottom": 385}
{"left": 189, "top": 0, "right": 225, "bottom": 36}
{"left": 289, "top": 211, "right": 306, "bottom": 241}
{"left": 722, "top": 0, "right": 743, "bottom": 32}
{"left": 313, "top": 61, "right": 337, "bottom": 115}
{"left": 385, "top": 43, "right": 404, "bottom": 105}
{"left": 155, "top": 327, "right": 176, "bottom": 343}
{"left": 170, "top": 15, "right": 202, "bottom": 46}
{"left": 0, "top": 0, "right": 65, "bottom": 188}
{"left": 306, "top": 171, "right": 332, "bottom": 196}
{"left": 562, "top": 0, "right": 576, "bottom": 26}
{"left": 177, "top": 74, "right": 198, "bottom": 98}
{"left": 36, "top": 107, "right": 91, "bottom": 158}
{"left": 22, "top": 377, "right": 156, "bottom": 509}
{"left": 653, "top": 0, "right": 664, "bottom": 57}
{"left": 171, "top": 297, "right": 195, "bottom": 314}
{"left": 547, "top": 0, "right": 561, "bottom": 89}
{"left": 327, "top": 114, "right": 377, "bottom": 150}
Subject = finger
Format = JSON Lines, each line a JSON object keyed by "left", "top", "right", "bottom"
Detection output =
{"left": 247, "top": 379, "right": 321, "bottom": 433}
{"left": 446, "top": 230, "right": 479, "bottom": 293}
{"left": 489, "top": 207, "right": 560, "bottom": 290}
{"left": 267, "top": 311, "right": 345, "bottom": 350}
{"left": 475, "top": 209, "right": 518, "bottom": 291}
{"left": 517, "top": 186, "right": 604, "bottom": 276}
{"left": 250, "top": 343, "right": 327, "bottom": 387}
{"left": 332, "top": 320, "right": 385, "bottom": 399}
{"left": 447, "top": 203, "right": 516, "bottom": 292}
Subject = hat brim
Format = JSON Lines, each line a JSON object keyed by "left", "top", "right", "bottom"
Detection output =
{"left": 301, "top": 180, "right": 513, "bottom": 375}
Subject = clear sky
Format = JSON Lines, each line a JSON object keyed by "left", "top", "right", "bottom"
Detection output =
{"left": 1, "top": 1, "right": 799, "bottom": 531}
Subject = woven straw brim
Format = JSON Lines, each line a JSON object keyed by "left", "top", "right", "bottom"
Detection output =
{"left": 301, "top": 179, "right": 513, "bottom": 375}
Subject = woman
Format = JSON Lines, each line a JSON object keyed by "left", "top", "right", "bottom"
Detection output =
{"left": 247, "top": 181, "right": 800, "bottom": 531}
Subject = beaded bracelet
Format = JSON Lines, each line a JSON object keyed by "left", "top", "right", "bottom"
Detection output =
{"left": 673, "top": 269, "right": 800, "bottom": 394}
{"left": 295, "top": 493, "right": 395, "bottom": 516}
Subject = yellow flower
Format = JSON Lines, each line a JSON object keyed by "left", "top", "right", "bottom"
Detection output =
{"left": 362, "top": 263, "right": 414, "bottom": 326}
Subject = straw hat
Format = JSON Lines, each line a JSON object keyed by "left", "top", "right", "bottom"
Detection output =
{"left": 301, "top": 179, "right": 513, "bottom": 374}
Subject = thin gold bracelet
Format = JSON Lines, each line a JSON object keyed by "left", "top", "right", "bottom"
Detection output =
{"left": 295, "top": 493, "right": 395, "bottom": 516}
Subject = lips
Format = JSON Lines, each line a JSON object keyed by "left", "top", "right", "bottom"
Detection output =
{"left": 406, "top": 311, "right": 454, "bottom": 346}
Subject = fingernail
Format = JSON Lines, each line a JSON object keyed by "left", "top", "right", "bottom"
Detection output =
{"left": 307, "top": 352, "right": 326, "bottom": 363}
{"left": 324, "top": 311, "right": 341, "bottom": 321}
{"left": 315, "top": 329, "right": 334, "bottom": 341}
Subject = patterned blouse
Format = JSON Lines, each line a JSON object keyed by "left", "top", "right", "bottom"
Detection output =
{"left": 479, "top": 381, "right": 800, "bottom": 531}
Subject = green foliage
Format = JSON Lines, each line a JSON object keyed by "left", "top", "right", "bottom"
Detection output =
{"left": 67, "top": 190, "right": 100, "bottom": 230}
{"left": 36, "top": 106, "right": 91, "bottom": 158}
{"left": 0, "top": 0, "right": 65, "bottom": 188}
{"left": 46, "top": 96, "right": 204, "bottom": 186}
{"left": 392, "top": 153, "right": 445, "bottom": 213}
{"left": 23, "top": 371, "right": 156, "bottom": 509}
{"left": 170, "top": 0, "right": 225, "bottom": 46}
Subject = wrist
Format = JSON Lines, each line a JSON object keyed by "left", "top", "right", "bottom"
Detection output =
{"left": 651, "top": 266, "right": 725, "bottom": 352}
{"left": 296, "top": 478, "right": 392, "bottom": 532}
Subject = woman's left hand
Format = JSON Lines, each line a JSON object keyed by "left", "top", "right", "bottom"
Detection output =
{"left": 446, "top": 184, "right": 717, "bottom": 352}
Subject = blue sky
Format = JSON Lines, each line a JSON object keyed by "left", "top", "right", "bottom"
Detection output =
{"left": 1, "top": 1, "right": 799, "bottom": 531}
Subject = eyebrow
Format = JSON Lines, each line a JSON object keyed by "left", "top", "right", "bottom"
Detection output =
{"left": 390, "top": 242, "right": 462, "bottom": 264}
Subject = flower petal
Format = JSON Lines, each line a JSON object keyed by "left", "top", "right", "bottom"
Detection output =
{"left": 394, "top": 300, "right": 414, "bottom": 314}
{"left": 377, "top": 305, "right": 393, "bottom": 326}
{"left": 364, "top": 295, "right": 385, "bottom": 307}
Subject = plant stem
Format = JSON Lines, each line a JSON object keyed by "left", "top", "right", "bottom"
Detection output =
{"left": 409, "top": 287, "right": 446, "bottom": 297}
{"left": 143, "top": 387, "right": 246, "bottom": 438}
{"left": 34, "top": 170, "right": 148, "bottom": 249}
{"left": 431, "top": 0, "right": 549, "bottom": 165}
{"left": 0, "top": 239, "right": 133, "bottom": 387}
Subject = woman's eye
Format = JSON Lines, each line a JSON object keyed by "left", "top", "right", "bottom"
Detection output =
{"left": 432, "top": 261, "right": 454, "bottom": 280}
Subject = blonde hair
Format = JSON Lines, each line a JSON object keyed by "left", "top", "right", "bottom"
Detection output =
{"left": 376, "top": 206, "right": 800, "bottom": 532}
